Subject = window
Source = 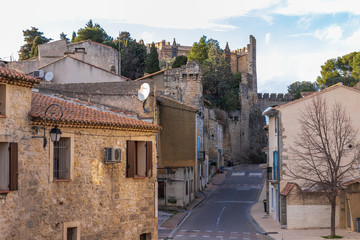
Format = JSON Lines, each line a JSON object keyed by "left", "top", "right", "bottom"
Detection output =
{"left": 126, "top": 141, "right": 152, "bottom": 178}
{"left": 0, "top": 84, "right": 6, "bottom": 116}
{"left": 53, "top": 138, "right": 71, "bottom": 180}
{"left": 186, "top": 181, "right": 189, "bottom": 195}
{"left": 140, "top": 233, "right": 151, "bottom": 240}
{"left": 63, "top": 221, "right": 80, "bottom": 240}
{"left": 50, "top": 134, "right": 74, "bottom": 181}
{"left": 67, "top": 227, "right": 77, "bottom": 240}
{"left": 158, "top": 181, "right": 165, "bottom": 199}
{"left": 0, "top": 142, "right": 18, "bottom": 191}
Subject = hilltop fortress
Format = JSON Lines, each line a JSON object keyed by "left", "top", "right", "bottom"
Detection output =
{"left": 147, "top": 36, "right": 292, "bottom": 163}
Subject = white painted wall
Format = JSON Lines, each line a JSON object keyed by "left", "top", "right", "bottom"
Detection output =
{"left": 287, "top": 205, "right": 339, "bottom": 229}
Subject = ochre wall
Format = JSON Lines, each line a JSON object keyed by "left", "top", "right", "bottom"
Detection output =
{"left": 0, "top": 83, "right": 158, "bottom": 240}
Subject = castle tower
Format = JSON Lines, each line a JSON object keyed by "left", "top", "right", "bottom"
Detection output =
{"left": 172, "top": 38, "right": 178, "bottom": 58}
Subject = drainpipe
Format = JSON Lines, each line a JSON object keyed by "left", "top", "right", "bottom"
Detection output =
{"left": 275, "top": 113, "right": 281, "bottom": 223}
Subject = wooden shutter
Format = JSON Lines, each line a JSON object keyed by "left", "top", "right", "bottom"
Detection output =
{"left": 126, "top": 141, "right": 135, "bottom": 178}
{"left": 146, "top": 141, "right": 153, "bottom": 177}
{"left": 9, "top": 142, "right": 18, "bottom": 190}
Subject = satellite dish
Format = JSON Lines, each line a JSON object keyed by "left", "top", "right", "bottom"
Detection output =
{"left": 138, "top": 83, "right": 150, "bottom": 101}
{"left": 44, "top": 72, "right": 53, "bottom": 82}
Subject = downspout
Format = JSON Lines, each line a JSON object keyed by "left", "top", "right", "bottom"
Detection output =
{"left": 275, "top": 113, "right": 281, "bottom": 223}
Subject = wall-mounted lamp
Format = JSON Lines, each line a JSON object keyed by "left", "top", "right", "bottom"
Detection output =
{"left": 33, "top": 103, "right": 63, "bottom": 149}
{"left": 0, "top": 193, "right": 7, "bottom": 204}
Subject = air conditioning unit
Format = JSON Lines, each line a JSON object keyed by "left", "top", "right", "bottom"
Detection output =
{"left": 33, "top": 70, "right": 44, "bottom": 78}
{"left": 104, "top": 147, "right": 122, "bottom": 164}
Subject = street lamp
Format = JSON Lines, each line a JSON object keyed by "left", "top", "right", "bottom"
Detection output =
{"left": 33, "top": 103, "right": 63, "bottom": 149}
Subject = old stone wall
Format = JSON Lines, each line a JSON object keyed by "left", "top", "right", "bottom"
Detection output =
{"left": 0, "top": 83, "right": 158, "bottom": 240}
{"left": 36, "top": 80, "right": 155, "bottom": 120}
{"left": 155, "top": 61, "right": 202, "bottom": 109}
{"left": 257, "top": 93, "right": 293, "bottom": 113}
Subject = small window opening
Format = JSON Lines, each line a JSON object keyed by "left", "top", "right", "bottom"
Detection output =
{"left": 67, "top": 227, "right": 77, "bottom": 240}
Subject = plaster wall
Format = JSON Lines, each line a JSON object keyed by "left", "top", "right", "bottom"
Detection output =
{"left": 40, "top": 57, "right": 126, "bottom": 84}
{"left": 279, "top": 86, "right": 360, "bottom": 186}
{"left": 287, "top": 205, "right": 337, "bottom": 229}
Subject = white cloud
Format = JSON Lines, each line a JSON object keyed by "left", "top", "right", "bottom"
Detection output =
{"left": 265, "top": 33, "right": 271, "bottom": 43}
{"left": 314, "top": 25, "right": 342, "bottom": 43}
{"left": 139, "top": 32, "right": 154, "bottom": 44}
{"left": 344, "top": 29, "right": 360, "bottom": 48}
{"left": 276, "top": 0, "right": 360, "bottom": 15}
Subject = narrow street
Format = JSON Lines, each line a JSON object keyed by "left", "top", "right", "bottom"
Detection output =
{"left": 172, "top": 164, "right": 269, "bottom": 240}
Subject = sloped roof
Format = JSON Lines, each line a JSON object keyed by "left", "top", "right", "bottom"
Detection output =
{"left": 68, "top": 40, "right": 115, "bottom": 50}
{"left": 29, "top": 92, "right": 160, "bottom": 132}
{"left": 275, "top": 83, "right": 360, "bottom": 110}
{"left": 0, "top": 67, "right": 41, "bottom": 88}
{"left": 280, "top": 182, "right": 296, "bottom": 196}
{"left": 134, "top": 69, "right": 166, "bottom": 81}
{"left": 343, "top": 177, "right": 360, "bottom": 186}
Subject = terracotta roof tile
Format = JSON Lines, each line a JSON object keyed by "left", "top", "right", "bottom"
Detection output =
{"left": 29, "top": 92, "right": 160, "bottom": 132}
{"left": 343, "top": 177, "right": 360, "bottom": 186}
{"left": 0, "top": 67, "right": 41, "bottom": 87}
{"left": 280, "top": 182, "right": 296, "bottom": 196}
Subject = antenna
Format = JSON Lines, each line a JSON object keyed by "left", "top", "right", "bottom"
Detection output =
{"left": 138, "top": 83, "right": 150, "bottom": 101}
{"left": 138, "top": 83, "right": 150, "bottom": 113}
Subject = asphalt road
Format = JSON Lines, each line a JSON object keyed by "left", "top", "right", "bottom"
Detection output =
{"left": 172, "top": 164, "right": 268, "bottom": 240}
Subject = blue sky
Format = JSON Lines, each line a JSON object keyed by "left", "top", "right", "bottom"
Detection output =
{"left": 2, "top": 0, "right": 360, "bottom": 93}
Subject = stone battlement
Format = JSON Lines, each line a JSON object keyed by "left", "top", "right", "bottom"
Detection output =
{"left": 257, "top": 93, "right": 294, "bottom": 101}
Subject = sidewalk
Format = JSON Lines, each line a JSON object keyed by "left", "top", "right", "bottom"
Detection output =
{"left": 251, "top": 181, "right": 360, "bottom": 240}
{"left": 158, "top": 169, "right": 229, "bottom": 240}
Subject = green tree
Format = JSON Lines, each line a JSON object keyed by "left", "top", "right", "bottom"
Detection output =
{"left": 187, "top": 36, "right": 209, "bottom": 64}
{"left": 19, "top": 27, "right": 51, "bottom": 60}
{"left": 73, "top": 20, "right": 113, "bottom": 44}
{"left": 199, "top": 38, "right": 239, "bottom": 111}
{"left": 117, "top": 32, "right": 146, "bottom": 79}
{"left": 71, "top": 31, "right": 76, "bottom": 43}
{"left": 145, "top": 42, "right": 160, "bottom": 74}
{"left": 287, "top": 81, "right": 319, "bottom": 99}
{"left": 60, "top": 32, "right": 69, "bottom": 42}
{"left": 316, "top": 52, "right": 360, "bottom": 89}
{"left": 172, "top": 55, "right": 188, "bottom": 68}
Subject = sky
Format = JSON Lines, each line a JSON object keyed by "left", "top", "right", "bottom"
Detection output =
{"left": 2, "top": 0, "right": 360, "bottom": 93}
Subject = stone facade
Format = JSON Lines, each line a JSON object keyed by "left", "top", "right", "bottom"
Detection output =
{"left": 0, "top": 71, "right": 159, "bottom": 239}
{"left": 145, "top": 39, "right": 191, "bottom": 61}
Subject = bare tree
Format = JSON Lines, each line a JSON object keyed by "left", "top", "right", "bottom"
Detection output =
{"left": 286, "top": 96, "right": 360, "bottom": 237}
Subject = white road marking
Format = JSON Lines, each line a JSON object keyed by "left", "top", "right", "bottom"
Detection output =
{"left": 205, "top": 230, "right": 212, "bottom": 232}
{"left": 231, "top": 231, "right": 238, "bottom": 234}
{"left": 232, "top": 172, "right": 245, "bottom": 176}
{"left": 216, "top": 201, "right": 254, "bottom": 204}
{"left": 203, "top": 236, "right": 210, "bottom": 238}
{"left": 249, "top": 173, "right": 262, "bottom": 177}
{"left": 230, "top": 237, "right": 237, "bottom": 239}
{"left": 243, "top": 232, "right": 251, "bottom": 234}
{"left": 175, "top": 235, "right": 184, "bottom": 237}
{"left": 216, "top": 206, "right": 226, "bottom": 228}
{"left": 193, "top": 230, "right": 200, "bottom": 232}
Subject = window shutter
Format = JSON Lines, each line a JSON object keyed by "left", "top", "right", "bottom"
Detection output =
{"left": 146, "top": 141, "right": 153, "bottom": 177}
{"left": 9, "top": 142, "right": 18, "bottom": 190}
{"left": 126, "top": 141, "right": 135, "bottom": 178}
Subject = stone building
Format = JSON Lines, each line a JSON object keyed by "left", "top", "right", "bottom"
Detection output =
{"left": 145, "top": 39, "right": 191, "bottom": 61}
{"left": 0, "top": 67, "right": 160, "bottom": 239}
{"left": 5, "top": 39, "right": 122, "bottom": 77}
